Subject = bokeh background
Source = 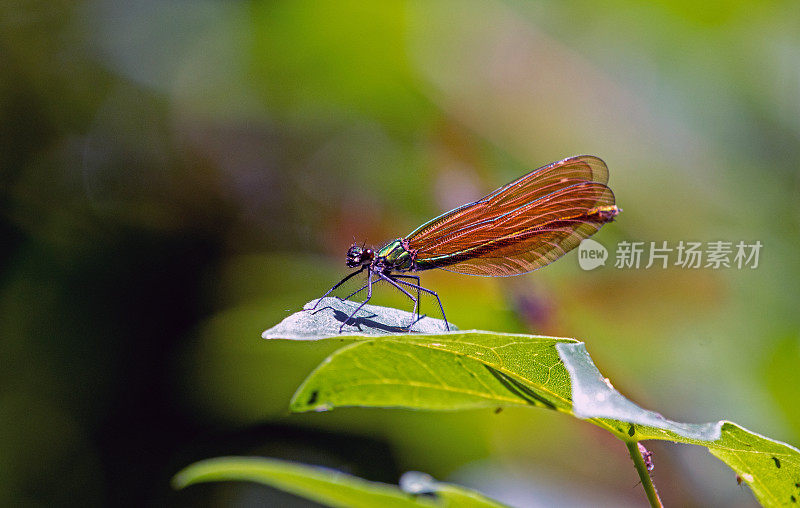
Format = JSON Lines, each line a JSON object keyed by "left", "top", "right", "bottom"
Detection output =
{"left": 2, "top": 1, "right": 799, "bottom": 506}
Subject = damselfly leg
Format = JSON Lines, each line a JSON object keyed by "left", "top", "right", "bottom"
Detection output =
{"left": 338, "top": 272, "right": 375, "bottom": 333}
{"left": 389, "top": 276, "right": 449, "bottom": 331}
{"left": 309, "top": 265, "right": 366, "bottom": 311}
{"left": 331, "top": 270, "right": 448, "bottom": 332}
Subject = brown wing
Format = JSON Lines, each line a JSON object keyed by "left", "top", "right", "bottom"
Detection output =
{"left": 407, "top": 155, "right": 618, "bottom": 276}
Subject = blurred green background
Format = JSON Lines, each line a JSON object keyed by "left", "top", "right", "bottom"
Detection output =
{"left": 2, "top": 1, "right": 799, "bottom": 506}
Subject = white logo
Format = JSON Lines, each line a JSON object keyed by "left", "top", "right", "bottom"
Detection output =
{"left": 578, "top": 239, "right": 608, "bottom": 270}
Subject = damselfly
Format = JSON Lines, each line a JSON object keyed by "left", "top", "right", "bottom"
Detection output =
{"left": 314, "top": 155, "right": 620, "bottom": 332}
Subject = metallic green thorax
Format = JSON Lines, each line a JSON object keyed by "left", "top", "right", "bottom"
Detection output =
{"left": 376, "top": 239, "right": 414, "bottom": 271}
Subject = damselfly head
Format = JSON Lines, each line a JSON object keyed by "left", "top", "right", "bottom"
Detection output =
{"left": 346, "top": 243, "right": 374, "bottom": 268}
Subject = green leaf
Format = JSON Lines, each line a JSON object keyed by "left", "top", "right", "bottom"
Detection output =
{"left": 267, "top": 299, "right": 800, "bottom": 507}
{"left": 173, "top": 457, "right": 507, "bottom": 508}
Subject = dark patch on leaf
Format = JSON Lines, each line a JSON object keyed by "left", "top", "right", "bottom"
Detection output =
{"left": 628, "top": 423, "right": 636, "bottom": 436}
{"left": 329, "top": 308, "right": 411, "bottom": 334}
{"left": 773, "top": 456, "right": 781, "bottom": 468}
{"left": 791, "top": 494, "right": 796, "bottom": 503}
{"left": 307, "top": 390, "right": 319, "bottom": 405}
{"left": 494, "top": 407, "right": 503, "bottom": 414}
{"left": 412, "top": 492, "right": 438, "bottom": 500}
{"left": 484, "top": 365, "right": 556, "bottom": 409}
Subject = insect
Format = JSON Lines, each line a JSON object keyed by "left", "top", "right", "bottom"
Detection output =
{"left": 314, "top": 155, "right": 620, "bottom": 332}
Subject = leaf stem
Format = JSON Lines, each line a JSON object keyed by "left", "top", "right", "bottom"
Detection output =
{"left": 626, "top": 441, "right": 662, "bottom": 508}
